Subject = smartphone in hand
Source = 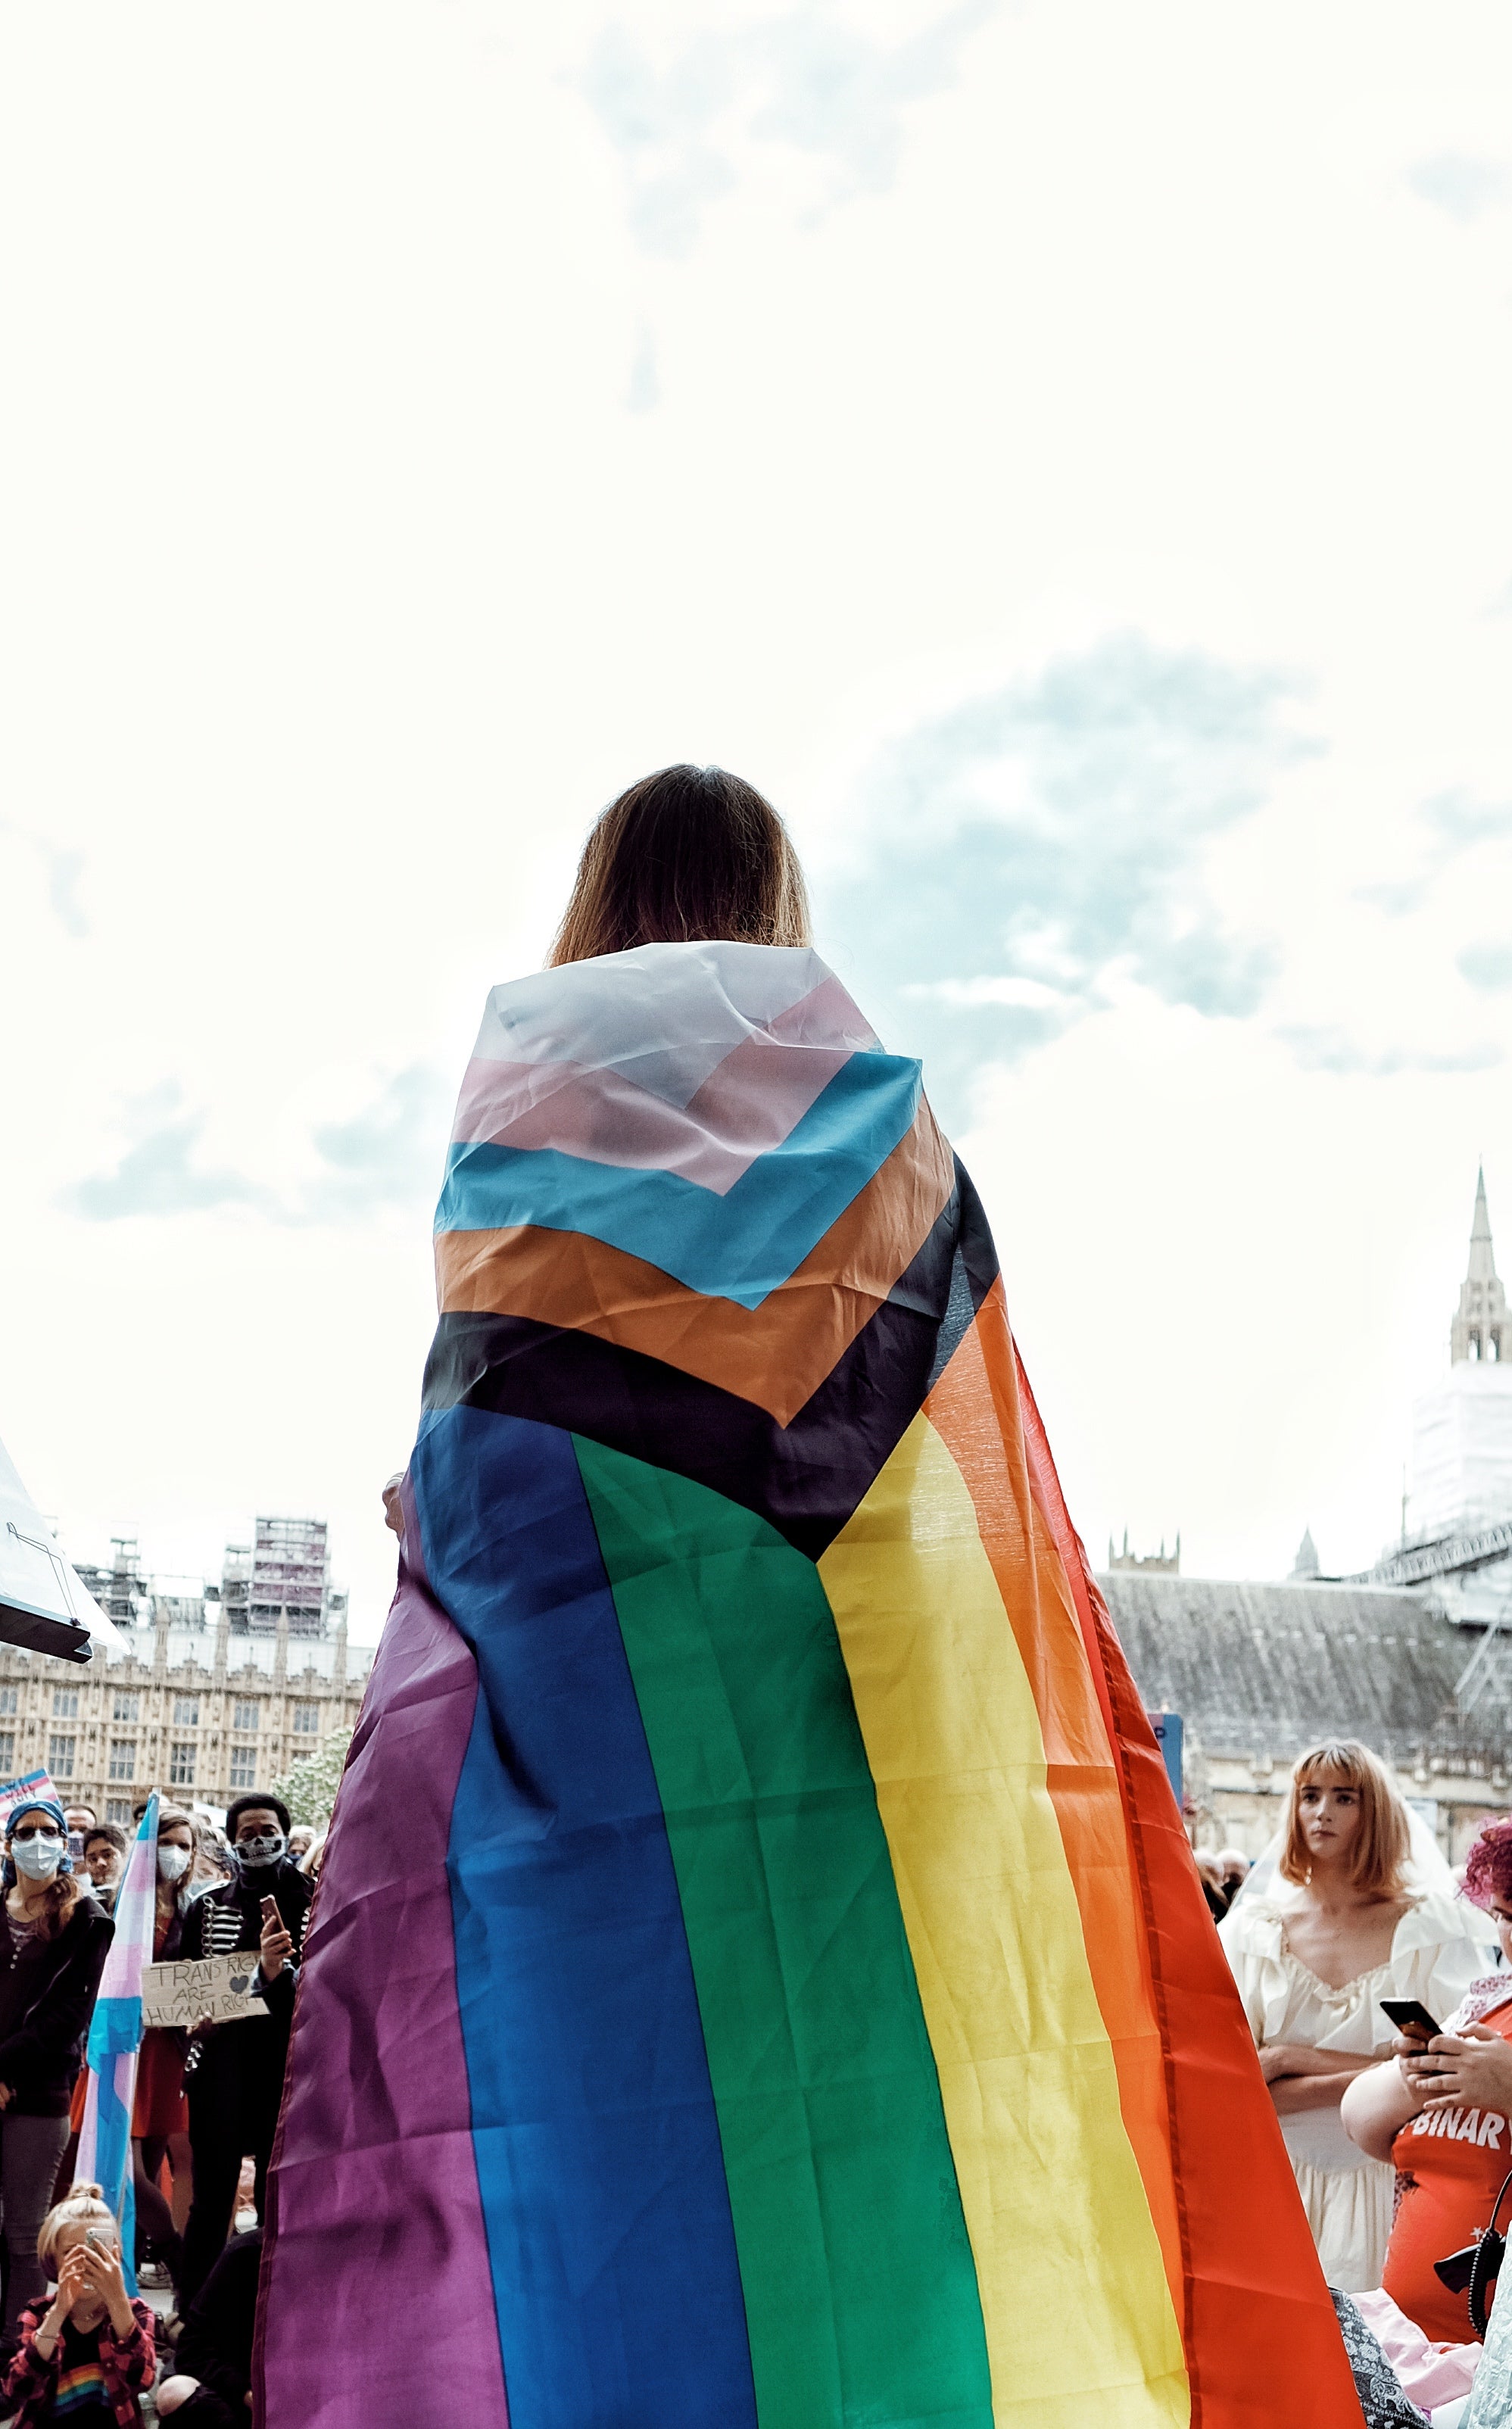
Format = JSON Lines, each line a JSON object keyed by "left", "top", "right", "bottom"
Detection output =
{"left": 1380, "top": 1997, "right": 1444, "bottom": 2041}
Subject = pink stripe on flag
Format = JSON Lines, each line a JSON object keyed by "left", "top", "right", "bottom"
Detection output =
{"left": 451, "top": 977, "right": 870, "bottom": 1196}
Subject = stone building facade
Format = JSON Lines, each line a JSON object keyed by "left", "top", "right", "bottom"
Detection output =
{"left": 1101, "top": 1567, "right": 1508, "bottom": 1863}
{"left": 0, "top": 1587, "right": 373, "bottom": 1824}
{"left": 1104, "top": 1172, "right": 1512, "bottom": 1863}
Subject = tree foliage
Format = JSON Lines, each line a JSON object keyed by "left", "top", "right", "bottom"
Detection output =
{"left": 270, "top": 1728, "right": 353, "bottom": 1829}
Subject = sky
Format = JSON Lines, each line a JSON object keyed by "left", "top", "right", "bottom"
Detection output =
{"left": 3, "top": 0, "right": 1512, "bottom": 1640}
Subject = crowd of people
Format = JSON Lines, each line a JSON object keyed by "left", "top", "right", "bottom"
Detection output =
{"left": 0, "top": 1785, "right": 324, "bottom": 2427}
{"left": 1213, "top": 1737, "right": 1512, "bottom": 2425}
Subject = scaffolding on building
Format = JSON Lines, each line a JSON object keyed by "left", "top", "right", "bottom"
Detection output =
{"left": 228, "top": 1515, "right": 333, "bottom": 1639}
{"left": 72, "top": 1539, "right": 153, "bottom": 1629}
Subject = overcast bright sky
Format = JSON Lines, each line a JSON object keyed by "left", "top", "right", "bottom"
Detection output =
{"left": 3, "top": 0, "right": 1512, "bottom": 1640}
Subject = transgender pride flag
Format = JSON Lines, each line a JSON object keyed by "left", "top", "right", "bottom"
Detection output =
{"left": 76, "top": 1791, "right": 158, "bottom": 2291}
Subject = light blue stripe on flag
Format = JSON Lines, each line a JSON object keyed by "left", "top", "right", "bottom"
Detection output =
{"left": 76, "top": 1793, "right": 157, "bottom": 2294}
{"left": 435, "top": 1052, "right": 922, "bottom": 1308}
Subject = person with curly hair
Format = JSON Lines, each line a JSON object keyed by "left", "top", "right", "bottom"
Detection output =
{"left": 1342, "top": 1813, "right": 1512, "bottom": 2340}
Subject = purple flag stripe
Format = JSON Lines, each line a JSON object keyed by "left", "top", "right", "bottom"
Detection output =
{"left": 258, "top": 1528, "right": 509, "bottom": 2429}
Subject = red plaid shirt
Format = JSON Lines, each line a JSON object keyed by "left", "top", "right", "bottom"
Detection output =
{"left": 2, "top": 2296, "right": 156, "bottom": 2427}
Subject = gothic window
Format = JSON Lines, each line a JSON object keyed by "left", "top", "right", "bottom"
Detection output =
{"left": 51, "top": 1688, "right": 79, "bottom": 1719}
{"left": 173, "top": 1696, "right": 200, "bottom": 1727}
{"left": 108, "top": 1742, "right": 135, "bottom": 1782}
{"left": 0, "top": 1688, "right": 17, "bottom": 1717}
{"left": 48, "top": 1735, "right": 75, "bottom": 1779}
{"left": 0, "top": 1734, "right": 13, "bottom": 1773}
{"left": 168, "top": 1743, "right": 195, "bottom": 1786}
{"left": 232, "top": 1700, "right": 259, "bottom": 1732}
{"left": 113, "top": 1693, "right": 139, "bottom": 1723}
{"left": 104, "top": 1800, "right": 132, "bottom": 1827}
{"left": 229, "top": 1745, "right": 257, "bottom": 1790}
{"left": 292, "top": 1701, "right": 320, "bottom": 1737}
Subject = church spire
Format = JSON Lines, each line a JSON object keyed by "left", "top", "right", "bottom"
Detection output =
{"left": 1452, "top": 1168, "right": 1507, "bottom": 1362}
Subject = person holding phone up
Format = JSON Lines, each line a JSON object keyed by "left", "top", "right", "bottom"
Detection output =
{"left": 1342, "top": 1816, "right": 1512, "bottom": 2341}
{"left": 1, "top": 2180, "right": 156, "bottom": 2427}
{"left": 176, "top": 1793, "right": 313, "bottom": 2312}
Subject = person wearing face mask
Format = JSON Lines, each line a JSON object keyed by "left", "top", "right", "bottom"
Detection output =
{"left": 0, "top": 1801, "right": 112, "bottom": 2359}
{"left": 177, "top": 1794, "right": 312, "bottom": 2311}
{"left": 125, "top": 1807, "right": 204, "bottom": 2296}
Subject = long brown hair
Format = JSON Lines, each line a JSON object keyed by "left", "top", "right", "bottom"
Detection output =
{"left": 549, "top": 765, "right": 812, "bottom": 966}
{"left": 156, "top": 1804, "right": 202, "bottom": 1900}
{"left": 1278, "top": 1739, "right": 1410, "bottom": 1900}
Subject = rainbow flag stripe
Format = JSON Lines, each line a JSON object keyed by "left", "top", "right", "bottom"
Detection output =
{"left": 261, "top": 943, "right": 1364, "bottom": 2429}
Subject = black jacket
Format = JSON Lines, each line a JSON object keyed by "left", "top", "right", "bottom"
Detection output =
{"left": 182, "top": 1857, "right": 312, "bottom": 1966}
{"left": 182, "top": 1859, "right": 312, "bottom": 2059}
{"left": 174, "top": 2226, "right": 261, "bottom": 2407}
{"left": 0, "top": 1888, "right": 114, "bottom": 2116}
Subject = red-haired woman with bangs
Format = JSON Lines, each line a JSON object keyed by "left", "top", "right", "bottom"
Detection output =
{"left": 1343, "top": 1816, "right": 1512, "bottom": 2340}
{"left": 1221, "top": 1740, "right": 1486, "bottom": 2290}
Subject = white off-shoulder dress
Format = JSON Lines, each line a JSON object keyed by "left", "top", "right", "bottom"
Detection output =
{"left": 1220, "top": 1888, "right": 1489, "bottom": 2290}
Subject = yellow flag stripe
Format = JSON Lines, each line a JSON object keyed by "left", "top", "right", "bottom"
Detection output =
{"left": 818, "top": 1414, "right": 1189, "bottom": 2429}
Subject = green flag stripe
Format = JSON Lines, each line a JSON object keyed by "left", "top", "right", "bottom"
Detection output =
{"left": 574, "top": 1436, "right": 994, "bottom": 2429}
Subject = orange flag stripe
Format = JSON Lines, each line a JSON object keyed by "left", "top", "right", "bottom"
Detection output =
{"left": 999, "top": 1293, "right": 1365, "bottom": 2428}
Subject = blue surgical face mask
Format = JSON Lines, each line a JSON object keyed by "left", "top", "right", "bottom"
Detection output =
{"left": 12, "top": 1832, "right": 65, "bottom": 1881}
{"left": 236, "top": 1832, "right": 285, "bottom": 1869}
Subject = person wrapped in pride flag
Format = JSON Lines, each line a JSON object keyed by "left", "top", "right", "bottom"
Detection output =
{"left": 263, "top": 767, "right": 1370, "bottom": 2428}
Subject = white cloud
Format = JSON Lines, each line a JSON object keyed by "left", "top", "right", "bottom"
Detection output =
{"left": 575, "top": 1, "right": 997, "bottom": 257}
{"left": 818, "top": 631, "right": 1313, "bottom": 1119}
{"left": 1408, "top": 153, "right": 1510, "bottom": 222}
{"left": 3, "top": 0, "right": 1512, "bottom": 1633}
{"left": 66, "top": 1068, "right": 451, "bottom": 1228}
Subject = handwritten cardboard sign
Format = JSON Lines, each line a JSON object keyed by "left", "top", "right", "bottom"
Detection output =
{"left": 141, "top": 1950, "right": 264, "bottom": 2029}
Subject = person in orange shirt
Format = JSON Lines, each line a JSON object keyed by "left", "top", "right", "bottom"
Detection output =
{"left": 1342, "top": 1816, "right": 1512, "bottom": 2343}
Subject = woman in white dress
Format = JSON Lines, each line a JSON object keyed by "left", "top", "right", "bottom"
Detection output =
{"left": 1221, "top": 1738, "right": 1489, "bottom": 2290}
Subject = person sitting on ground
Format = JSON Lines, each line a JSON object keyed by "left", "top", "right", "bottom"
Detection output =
{"left": 1341, "top": 1814, "right": 1512, "bottom": 2343}
{"left": 79, "top": 1823, "right": 126, "bottom": 1912}
{"left": 0, "top": 2181, "right": 155, "bottom": 2427}
{"left": 154, "top": 2225, "right": 261, "bottom": 2424}
{"left": 176, "top": 1797, "right": 312, "bottom": 2309}
{"left": 0, "top": 1802, "right": 114, "bottom": 2359}
{"left": 1219, "top": 1738, "right": 1486, "bottom": 2290}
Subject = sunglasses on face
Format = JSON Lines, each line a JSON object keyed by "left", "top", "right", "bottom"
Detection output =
{"left": 11, "top": 1827, "right": 61, "bottom": 1843}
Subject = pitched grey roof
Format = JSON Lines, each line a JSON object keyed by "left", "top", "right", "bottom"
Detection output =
{"left": 1097, "top": 1571, "right": 1463, "bottom": 1763}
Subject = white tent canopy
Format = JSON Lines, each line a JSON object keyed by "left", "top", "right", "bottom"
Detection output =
{"left": 0, "top": 1433, "right": 126, "bottom": 1664}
